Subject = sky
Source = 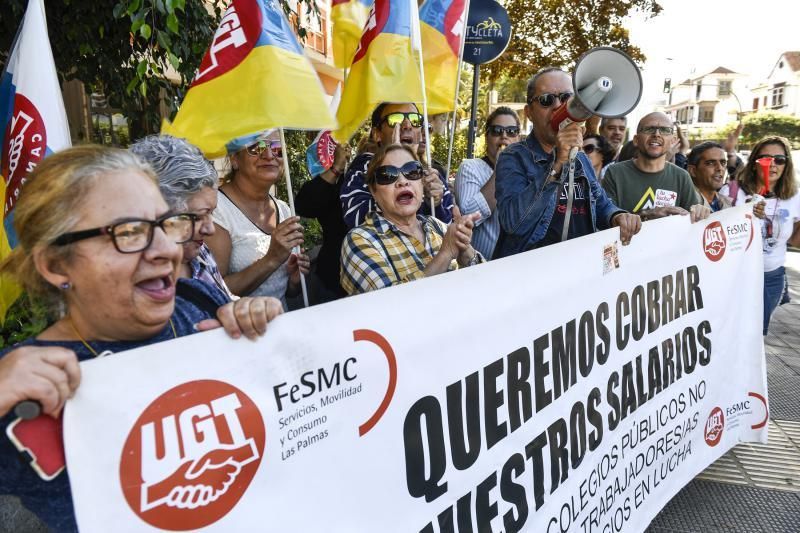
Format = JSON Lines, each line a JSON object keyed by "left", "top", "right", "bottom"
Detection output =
{"left": 624, "top": 0, "right": 799, "bottom": 111}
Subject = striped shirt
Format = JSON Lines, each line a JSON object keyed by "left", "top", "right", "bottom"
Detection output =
{"left": 454, "top": 158, "right": 499, "bottom": 259}
{"left": 340, "top": 212, "right": 456, "bottom": 294}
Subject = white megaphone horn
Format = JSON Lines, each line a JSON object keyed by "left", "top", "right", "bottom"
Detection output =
{"left": 549, "top": 47, "right": 643, "bottom": 132}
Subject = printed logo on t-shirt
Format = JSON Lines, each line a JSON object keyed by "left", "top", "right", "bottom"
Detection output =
{"left": 555, "top": 181, "right": 589, "bottom": 215}
{"left": 632, "top": 187, "right": 656, "bottom": 212}
{"left": 654, "top": 189, "right": 678, "bottom": 207}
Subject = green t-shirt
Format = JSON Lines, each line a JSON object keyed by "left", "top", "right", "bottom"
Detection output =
{"left": 602, "top": 160, "right": 700, "bottom": 213}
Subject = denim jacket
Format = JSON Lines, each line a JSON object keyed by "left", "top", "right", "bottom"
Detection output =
{"left": 494, "top": 133, "right": 623, "bottom": 258}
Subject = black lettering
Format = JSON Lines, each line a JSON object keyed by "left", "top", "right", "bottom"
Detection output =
{"left": 675, "top": 270, "right": 687, "bottom": 319}
{"left": 661, "top": 274, "right": 674, "bottom": 325}
{"left": 501, "top": 453, "right": 529, "bottom": 533}
{"left": 631, "top": 285, "right": 646, "bottom": 341}
{"left": 551, "top": 321, "right": 577, "bottom": 399}
{"left": 525, "top": 431, "right": 548, "bottom": 510}
{"left": 578, "top": 310, "right": 595, "bottom": 377}
{"left": 507, "top": 348, "right": 532, "bottom": 433}
{"left": 403, "top": 396, "right": 447, "bottom": 502}
{"left": 697, "top": 320, "right": 712, "bottom": 365}
{"left": 596, "top": 302, "right": 611, "bottom": 365}
{"left": 476, "top": 472, "right": 499, "bottom": 533}
{"left": 547, "top": 418, "right": 569, "bottom": 493}
{"left": 569, "top": 401, "right": 587, "bottom": 469}
{"left": 646, "top": 280, "right": 660, "bottom": 333}
{"left": 620, "top": 361, "right": 637, "bottom": 420}
{"left": 343, "top": 357, "right": 358, "bottom": 380}
{"left": 484, "top": 358, "right": 508, "bottom": 449}
{"left": 607, "top": 372, "right": 621, "bottom": 431}
{"left": 647, "top": 346, "right": 663, "bottom": 397}
{"left": 587, "top": 387, "right": 603, "bottom": 450}
{"left": 533, "top": 334, "right": 552, "bottom": 412}
{"left": 682, "top": 327, "right": 697, "bottom": 374}
{"left": 447, "top": 372, "right": 481, "bottom": 470}
{"left": 616, "top": 292, "right": 630, "bottom": 350}
{"left": 686, "top": 265, "right": 704, "bottom": 311}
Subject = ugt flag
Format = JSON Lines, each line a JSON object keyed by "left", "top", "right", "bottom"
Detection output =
{"left": 334, "top": 0, "right": 424, "bottom": 142}
{"left": 0, "top": 0, "right": 71, "bottom": 320}
{"left": 331, "top": 0, "right": 374, "bottom": 69}
{"left": 420, "top": 0, "right": 466, "bottom": 115}
{"left": 162, "top": 0, "right": 335, "bottom": 159}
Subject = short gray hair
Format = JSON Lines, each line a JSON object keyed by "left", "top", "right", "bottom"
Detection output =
{"left": 130, "top": 135, "right": 218, "bottom": 210}
{"left": 526, "top": 67, "right": 567, "bottom": 103}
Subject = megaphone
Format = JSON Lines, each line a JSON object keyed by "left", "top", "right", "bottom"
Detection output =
{"left": 550, "top": 47, "right": 643, "bottom": 132}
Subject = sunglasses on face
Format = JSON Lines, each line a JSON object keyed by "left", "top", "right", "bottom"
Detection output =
{"left": 755, "top": 154, "right": 788, "bottom": 165}
{"left": 381, "top": 112, "right": 424, "bottom": 129}
{"left": 583, "top": 144, "right": 599, "bottom": 155}
{"left": 245, "top": 140, "right": 283, "bottom": 158}
{"left": 373, "top": 161, "right": 424, "bottom": 185}
{"left": 528, "top": 92, "right": 573, "bottom": 108}
{"left": 487, "top": 125, "right": 520, "bottom": 137}
{"left": 639, "top": 126, "right": 674, "bottom": 136}
{"left": 52, "top": 213, "right": 195, "bottom": 254}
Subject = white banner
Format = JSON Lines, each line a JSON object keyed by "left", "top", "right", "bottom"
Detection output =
{"left": 64, "top": 205, "right": 768, "bottom": 533}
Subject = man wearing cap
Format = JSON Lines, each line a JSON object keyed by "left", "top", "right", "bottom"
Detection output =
{"left": 339, "top": 102, "right": 453, "bottom": 228}
{"left": 493, "top": 68, "right": 640, "bottom": 258}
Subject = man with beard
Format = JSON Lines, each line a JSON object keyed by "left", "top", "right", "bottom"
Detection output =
{"left": 602, "top": 112, "right": 709, "bottom": 222}
{"left": 687, "top": 141, "right": 733, "bottom": 212}
{"left": 599, "top": 116, "right": 627, "bottom": 160}
{"left": 339, "top": 102, "right": 453, "bottom": 228}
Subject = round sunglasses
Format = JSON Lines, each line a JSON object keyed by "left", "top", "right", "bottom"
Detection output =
{"left": 582, "top": 144, "right": 599, "bottom": 155}
{"left": 245, "top": 140, "right": 283, "bottom": 159}
{"left": 372, "top": 161, "right": 424, "bottom": 185}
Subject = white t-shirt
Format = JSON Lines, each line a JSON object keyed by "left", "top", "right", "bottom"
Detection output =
{"left": 213, "top": 192, "right": 292, "bottom": 307}
{"left": 722, "top": 185, "right": 800, "bottom": 272}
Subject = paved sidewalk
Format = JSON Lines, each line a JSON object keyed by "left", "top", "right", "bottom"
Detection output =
{"left": 647, "top": 250, "right": 800, "bottom": 533}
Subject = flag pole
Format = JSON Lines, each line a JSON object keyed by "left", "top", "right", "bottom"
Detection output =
{"left": 411, "top": 1, "right": 436, "bottom": 218}
{"left": 278, "top": 127, "right": 310, "bottom": 308}
{"left": 444, "top": 0, "right": 471, "bottom": 181}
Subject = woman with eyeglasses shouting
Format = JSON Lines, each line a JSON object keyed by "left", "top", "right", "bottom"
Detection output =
{"left": 455, "top": 106, "right": 521, "bottom": 259}
{"left": 206, "top": 130, "right": 311, "bottom": 309}
{"left": 131, "top": 135, "right": 235, "bottom": 305}
{"left": 0, "top": 146, "right": 283, "bottom": 532}
{"left": 721, "top": 136, "right": 800, "bottom": 335}
{"left": 341, "top": 144, "right": 484, "bottom": 294}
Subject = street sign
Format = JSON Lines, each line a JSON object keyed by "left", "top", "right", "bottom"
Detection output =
{"left": 463, "top": 0, "right": 511, "bottom": 66}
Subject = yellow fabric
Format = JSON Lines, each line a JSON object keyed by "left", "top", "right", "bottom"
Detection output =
{"left": 332, "top": 1, "right": 371, "bottom": 70}
{"left": 0, "top": 222, "right": 21, "bottom": 322}
{"left": 333, "top": 33, "right": 424, "bottom": 143}
{"left": 162, "top": 46, "right": 335, "bottom": 159}
{"left": 421, "top": 22, "right": 458, "bottom": 115}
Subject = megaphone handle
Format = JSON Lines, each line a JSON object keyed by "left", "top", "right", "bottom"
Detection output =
{"left": 560, "top": 147, "right": 579, "bottom": 242}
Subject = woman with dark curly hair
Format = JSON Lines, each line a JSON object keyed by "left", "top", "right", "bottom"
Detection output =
{"left": 722, "top": 136, "right": 800, "bottom": 334}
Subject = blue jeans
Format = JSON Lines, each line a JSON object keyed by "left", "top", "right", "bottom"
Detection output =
{"left": 764, "top": 266, "right": 786, "bottom": 335}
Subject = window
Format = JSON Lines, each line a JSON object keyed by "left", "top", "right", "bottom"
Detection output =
{"left": 771, "top": 83, "right": 785, "bottom": 107}
{"left": 291, "top": 3, "right": 328, "bottom": 56}
{"left": 753, "top": 97, "right": 759, "bottom": 110}
{"left": 699, "top": 105, "right": 714, "bottom": 123}
{"left": 696, "top": 82, "right": 702, "bottom": 99}
{"left": 718, "top": 80, "right": 732, "bottom": 96}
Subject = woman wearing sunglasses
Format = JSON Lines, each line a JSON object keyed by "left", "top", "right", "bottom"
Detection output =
{"left": 0, "top": 146, "right": 283, "bottom": 532}
{"left": 341, "top": 144, "right": 483, "bottom": 294}
{"left": 207, "top": 130, "right": 310, "bottom": 309}
{"left": 455, "top": 106, "right": 520, "bottom": 259}
{"left": 722, "top": 136, "right": 800, "bottom": 334}
{"left": 131, "top": 135, "right": 235, "bottom": 305}
{"left": 582, "top": 134, "right": 616, "bottom": 181}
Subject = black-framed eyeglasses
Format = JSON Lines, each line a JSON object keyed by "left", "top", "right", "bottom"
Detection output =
{"left": 487, "top": 125, "right": 520, "bottom": 137}
{"left": 582, "top": 144, "right": 599, "bottom": 155}
{"left": 373, "top": 161, "right": 424, "bottom": 185}
{"left": 52, "top": 213, "right": 195, "bottom": 253}
{"left": 528, "top": 92, "right": 573, "bottom": 108}
{"left": 381, "top": 112, "right": 424, "bottom": 129}
{"left": 639, "top": 126, "right": 674, "bottom": 136}
{"left": 245, "top": 140, "right": 283, "bottom": 159}
{"left": 755, "top": 154, "right": 788, "bottom": 165}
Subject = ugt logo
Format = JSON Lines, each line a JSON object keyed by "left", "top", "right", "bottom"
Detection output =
{"left": 119, "top": 380, "right": 265, "bottom": 530}
{"left": 702, "top": 221, "right": 726, "bottom": 262}
{"left": 193, "top": 0, "right": 261, "bottom": 86}
{"left": 2, "top": 94, "right": 46, "bottom": 217}
{"left": 704, "top": 407, "right": 724, "bottom": 447}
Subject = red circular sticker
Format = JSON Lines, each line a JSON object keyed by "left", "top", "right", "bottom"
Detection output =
{"left": 1, "top": 94, "right": 47, "bottom": 217}
{"left": 702, "top": 221, "right": 726, "bottom": 262}
{"left": 119, "top": 380, "right": 265, "bottom": 530}
{"left": 316, "top": 131, "right": 337, "bottom": 169}
{"left": 704, "top": 407, "right": 724, "bottom": 447}
{"left": 192, "top": 0, "right": 262, "bottom": 86}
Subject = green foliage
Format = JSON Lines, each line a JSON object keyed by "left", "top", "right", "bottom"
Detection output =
{"left": 274, "top": 130, "right": 322, "bottom": 248}
{"left": 1, "top": 0, "right": 321, "bottom": 139}
{"left": 0, "top": 294, "right": 50, "bottom": 348}
{"left": 739, "top": 112, "right": 800, "bottom": 145}
{"left": 487, "top": 0, "right": 662, "bottom": 82}
{"left": 431, "top": 129, "right": 472, "bottom": 177}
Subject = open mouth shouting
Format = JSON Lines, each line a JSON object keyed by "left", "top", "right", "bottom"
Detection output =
{"left": 395, "top": 189, "right": 416, "bottom": 206}
{"left": 135, "top": 273, "right": 176, "bottom": 302}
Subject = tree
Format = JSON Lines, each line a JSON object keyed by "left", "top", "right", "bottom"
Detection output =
{"left": 486, "top": 0, "right": 662, "bottom": 82}
{"left": 1, "top": 0, "right": 320, "bottom": 139}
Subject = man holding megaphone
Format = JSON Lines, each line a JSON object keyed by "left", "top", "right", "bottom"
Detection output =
{"left": 493, "top": 65, "right": 641, "bottom": 258}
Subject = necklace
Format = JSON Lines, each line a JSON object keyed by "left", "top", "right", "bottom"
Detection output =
{"left": 67, "top": 316, "right": 177, "bottom": 357}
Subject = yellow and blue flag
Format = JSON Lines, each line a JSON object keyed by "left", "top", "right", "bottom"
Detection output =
{"left": 420, "top": 0, "right": 466, "bottom": 115}
{"left": 334, "top": 0, "right": 424, "bottom": 142}
{"left": 0, "top": 0, "right": 71, "bottom": 320}
{"left": 332, "top": 0, "right": 374, "bottom": 69}
{"left": 162, "top": 0, "right": 334, "bottom": 158}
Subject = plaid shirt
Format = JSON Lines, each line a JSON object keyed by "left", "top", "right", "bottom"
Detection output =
{"left": 341, "top": 212, "right": 465, "bottom": 294}
{"left": 190, "top": 244, "right": 236, "bottom": 301}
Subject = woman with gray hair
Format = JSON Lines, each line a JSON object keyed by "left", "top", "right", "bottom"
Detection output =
{"left": 130, "top": 135, "right": 234, "bottom": 303}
